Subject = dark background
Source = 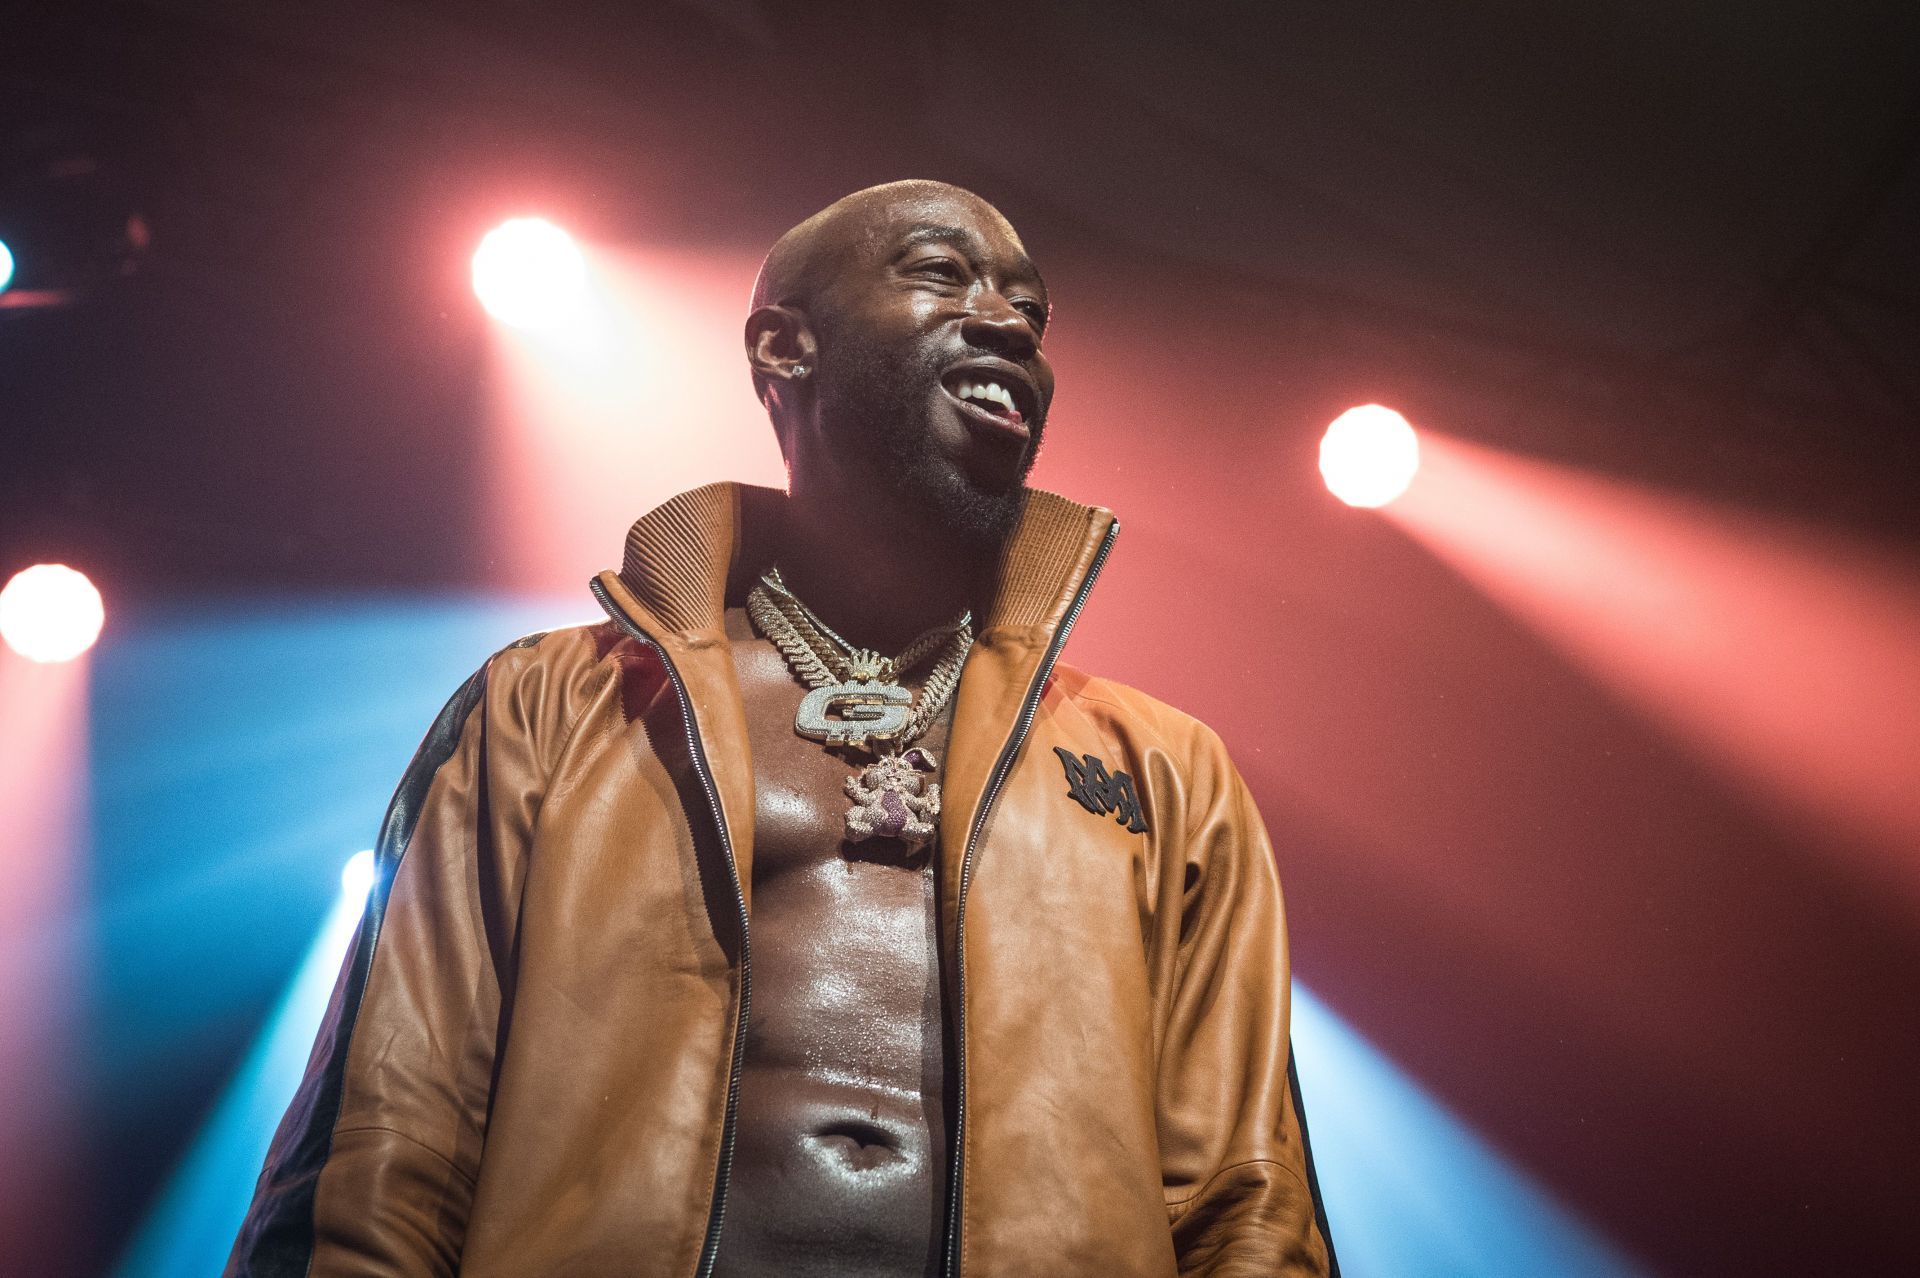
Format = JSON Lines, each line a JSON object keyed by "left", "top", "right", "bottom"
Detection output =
{"left": 4, "top": 3, "right": 1917, "bottom": 1275}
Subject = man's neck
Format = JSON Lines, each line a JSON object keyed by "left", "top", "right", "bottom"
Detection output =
{"left": 773, "top": 489, "right": 998, "bottom": 656}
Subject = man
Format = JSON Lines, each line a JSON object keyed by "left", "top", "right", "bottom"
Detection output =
{"left": 228, "top": 180, "right": 1337, "bottom": 1277}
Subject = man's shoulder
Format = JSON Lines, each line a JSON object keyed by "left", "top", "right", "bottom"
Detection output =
{"left": 469, "top": 618, "right": 638, "bottom": 706}
{"left": 1047, "top": 660, "right": 1231, "bottom": 762}
{"left": 483, "top": 618, "right": 622, "bottom": 670}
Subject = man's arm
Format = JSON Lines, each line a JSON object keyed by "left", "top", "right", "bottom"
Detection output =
{"left": 226, "top": 637, "right": 562, "bottom": 1277}
{"left": 1157, "top": 729, "right": 1336, "bottom": 1277}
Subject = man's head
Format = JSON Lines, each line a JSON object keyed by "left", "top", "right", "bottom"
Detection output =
{"left": 746, "top": 180, "right": 1053, "bottom": 552}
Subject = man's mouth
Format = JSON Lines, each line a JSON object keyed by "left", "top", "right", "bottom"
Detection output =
{"left": 939, "top": 366, "right": 1034, "bottom": 443}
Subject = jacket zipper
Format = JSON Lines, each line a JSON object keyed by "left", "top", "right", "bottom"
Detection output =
{"left": 590, "top": 577, "right": 751, "bottom": 1278}
{"left": 941, "top": 519, "right": 1119, "bottom": 1278}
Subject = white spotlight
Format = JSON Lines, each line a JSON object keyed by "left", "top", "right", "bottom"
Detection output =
{"left": 1320, "top": 405, "right": 1421, "bottom": 508}
{"left": 0, "top": 564, "right": 105, "bottom": 663}
{"left": 472, "top": 217, "right": 588, "bottom": 330}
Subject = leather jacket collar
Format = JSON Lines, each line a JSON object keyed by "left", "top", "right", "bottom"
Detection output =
{"left": 588, "top": 478, "right": 1119, "bottom": 993}
{"left": 593, "top": 480, "right": 1117, "bottom": 641}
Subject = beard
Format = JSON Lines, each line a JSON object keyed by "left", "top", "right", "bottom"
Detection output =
{"left": 811, "top": 324, "right": 1048, "bottom": 557}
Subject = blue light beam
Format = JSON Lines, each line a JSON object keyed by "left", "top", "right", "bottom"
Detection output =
{"left": 90, "top": 596, "right": 575, "bottom": 1275}
{"left": 111, "top": 866, "right": 372, "bottom": 1278}
{"left": 1291, "top": 984, "right": 1649, "bottom": 1278}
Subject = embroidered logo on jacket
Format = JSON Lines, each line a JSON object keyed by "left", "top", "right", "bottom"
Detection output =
{"left": 1054, "top": 748, "right": 1149, "bottom": 834}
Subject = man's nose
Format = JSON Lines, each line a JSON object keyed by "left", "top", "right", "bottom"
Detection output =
{"left": 961, "top": 292, "right": 1037, "bottom": 359}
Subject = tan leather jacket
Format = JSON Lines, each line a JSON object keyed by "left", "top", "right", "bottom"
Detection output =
{"left": 227, "top": 483, "right": 1336, "bottom": 1277}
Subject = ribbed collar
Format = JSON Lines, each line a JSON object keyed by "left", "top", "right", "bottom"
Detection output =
{"left": 608, "top": 481, "right": 1116, "bottom": 642}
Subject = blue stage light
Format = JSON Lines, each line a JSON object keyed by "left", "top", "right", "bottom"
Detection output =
{"left": 340, "top": 849, "right": 377, "bottom": 903}
{"left": 0, "top": 239, "right": 13, "bottom": 294}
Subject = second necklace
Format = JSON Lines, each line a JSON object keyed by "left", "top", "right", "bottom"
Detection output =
{"left": 747, "top": 567, "right": 973, "bottom": 853}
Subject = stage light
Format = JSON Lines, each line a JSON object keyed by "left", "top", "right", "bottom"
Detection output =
{"left": 1320, "top": 405, "right": 1421, "bottom": 508}
{"left": 341, "top": 848, "right": 377, "bottom": 903}
{"left": 0, "top": 239, "right": 14, "bottom": 294}
{"left": 0, "top": 564, "right": 105, "bottom": 663}
{"left": 472, "top": 218, "right": 588, "bottom": 330}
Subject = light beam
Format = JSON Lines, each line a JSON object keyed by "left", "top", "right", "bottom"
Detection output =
{"left": 0, "top": 646, "right": 91, "bottom": 1264}
{"left": 1292, "top": 984, "right": 1648, "bottom": 1276}
{"left": 484, "top": 244, "right": 785, "bottom": 592}
{"left": 1386, "top": 432, "right": 1920, "bottom": 904}
{"left": 112, "top": 859, "right": 376, "bottom": 1278}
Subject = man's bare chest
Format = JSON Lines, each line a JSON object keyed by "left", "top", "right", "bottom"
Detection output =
{"left": 726, "top": 610, "right": 954, "bottom": 881}
{"left": 711, "top": 611, "right": 953, "bottom": 1277}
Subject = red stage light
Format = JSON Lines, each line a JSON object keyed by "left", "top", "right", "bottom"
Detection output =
{"left": 481, "top": 246, "right": 788, "bottom": 592}
{"left": 472, "top": 218, "right": 588, "bottom": 330}
{"left": 1321, "top": 405, "right": 1421, "bottom": 508}
{"left": 0, "top": 565, "right": 104, "bottom": 663}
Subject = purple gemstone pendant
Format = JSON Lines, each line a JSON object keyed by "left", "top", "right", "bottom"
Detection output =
{"left": 843, "top": 747, "right": 941, "bottom": 853}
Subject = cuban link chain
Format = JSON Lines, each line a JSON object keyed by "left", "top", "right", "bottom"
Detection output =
{"left": 747, "top": 567, "right": 972, "bottom": 852}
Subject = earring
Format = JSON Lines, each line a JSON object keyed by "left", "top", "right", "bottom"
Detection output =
{"left": 791, "top": 364, "right": 809, "bottom": 379}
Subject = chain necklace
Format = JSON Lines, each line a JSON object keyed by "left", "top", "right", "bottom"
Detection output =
{"left": 747, "top": 567, "right": 973, "bottom": 853}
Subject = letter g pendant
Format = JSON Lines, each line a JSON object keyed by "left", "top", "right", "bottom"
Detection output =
{"left": 794, "top": 680, "right": 912, "bottom": 751}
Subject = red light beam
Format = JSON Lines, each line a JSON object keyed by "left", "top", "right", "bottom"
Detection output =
{"left": 0, "top": 649, "right": 90, "bottom": 1257}
{"left": 484, "top": 243, "right": 786, "bottom": 594}
{"left": 1386, "top": 433, "right": 1920, "bottom": 904}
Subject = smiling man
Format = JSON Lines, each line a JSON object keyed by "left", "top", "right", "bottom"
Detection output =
{"left": 227, "top": 181, "right": 1337, "bottom": 1277}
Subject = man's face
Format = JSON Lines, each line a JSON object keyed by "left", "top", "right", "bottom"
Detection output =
{"left": 804, "top": 192, "right": 1054, "bottom": 550}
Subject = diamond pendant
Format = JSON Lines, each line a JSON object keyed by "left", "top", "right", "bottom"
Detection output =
{"left": 795, "top": 679, "right": 912, "bottom": 751}
{"left": 844, "top": 747, "right": 941, "bottom": 853}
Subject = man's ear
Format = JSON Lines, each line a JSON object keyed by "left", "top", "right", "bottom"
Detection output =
{"left": 745, "top": 304, "right": 818, "bottom": 383}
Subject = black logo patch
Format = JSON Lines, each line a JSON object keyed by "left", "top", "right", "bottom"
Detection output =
{"left": 1054, "top": 748, "right": 1149, "bottom": 834}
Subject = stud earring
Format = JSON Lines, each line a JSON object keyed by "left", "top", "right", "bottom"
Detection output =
{"left": 791, "top": 364, "right": 809, "bottom": 379}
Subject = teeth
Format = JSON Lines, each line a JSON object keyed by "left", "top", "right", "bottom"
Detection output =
{"left": 956, "top": 376, "right": 1018, "bottom": 414}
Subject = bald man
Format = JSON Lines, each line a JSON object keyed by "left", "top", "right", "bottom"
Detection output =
{"left": 228, "top": 182, "right": 1338, "bottom": 1277}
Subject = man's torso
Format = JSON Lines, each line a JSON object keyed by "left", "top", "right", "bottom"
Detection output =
{"left": 710, "top": 605, "right": 952, "bottom": 1278}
